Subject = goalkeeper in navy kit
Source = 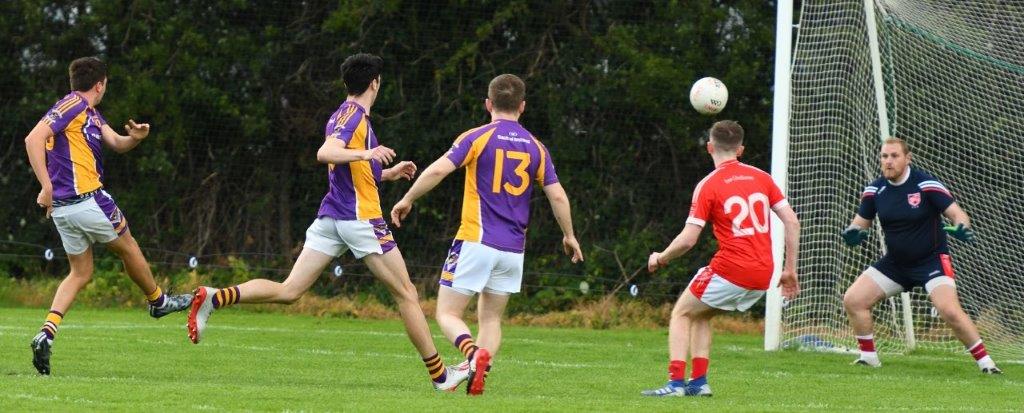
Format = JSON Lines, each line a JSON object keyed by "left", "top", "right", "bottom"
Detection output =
{"left": 840, "top": 137, "right": 1000, "bottom": 374}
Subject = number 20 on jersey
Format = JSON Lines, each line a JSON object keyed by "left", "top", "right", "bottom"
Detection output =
{"left": 724, "top": 193, "right": 770, "bottom": 236}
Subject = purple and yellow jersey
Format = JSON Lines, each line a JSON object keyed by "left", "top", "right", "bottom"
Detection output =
{"left": 446, "top": 119, "right": 558, "bottom": 253}
{"left": 40, "top": 92, "right": 108, "bottom": 201}
{"left": 317, "top": 101, "right": 384, "bottom": 220}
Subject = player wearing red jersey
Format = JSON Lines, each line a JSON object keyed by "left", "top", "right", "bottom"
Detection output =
{"left": 642, "top": 120, "right": 801, "bottom": 397}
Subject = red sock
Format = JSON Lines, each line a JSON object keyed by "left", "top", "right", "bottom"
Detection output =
{"left": 668, "top": 360, "right": 686, "bottom": 382}
{"left": 856, "top": 335, "right": 876, "bottom": 352}
{"left": 967, "top": 340, "right": 988, "bottom": 361}
{"left": 691, "top": 357, "right": 709, "bottom": 380}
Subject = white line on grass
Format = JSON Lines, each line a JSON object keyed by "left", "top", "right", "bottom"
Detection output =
{"left": 7, "top": 393, "right": 96, "bottom": 404}
{"left": 58, "top": 332, "right": 602, "bottom": 369}
{"left": 4, "top": 322, "right": 1020, "bottom": 366}
{"left": 0, "top": 321, "right": 620, "bottom": 348}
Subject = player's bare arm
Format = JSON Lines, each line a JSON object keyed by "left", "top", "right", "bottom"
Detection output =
{"left": 100, "top": 119, "right": 149, "bottom": 153}
{"left": 382, "top": 161, "right": 417, "bottom": 182}
{"left": 942, "top": 202, "right": 970, "bottom": 227}
{"left": 390, "top": 156, "right": 457, "bottom": 227}
{"left": 849, "top": 214, "right": 871, "bottom": 229}
{"left": 24, "top": 121, "right": 55, "bottom": 217}
{"left": 648, "top": 224, "right": 702, "bottom": 273}
{"left": 774, "top": 203, "right": 801, "bottom": 299}
{"left": 541, "top": 182, "right": 583, "bottom": 263}
{"left": 316, "top": 138, "right": 395, "bottom": 165}
{"left": 941, "top": 202, "right": 975, "bottom": 241}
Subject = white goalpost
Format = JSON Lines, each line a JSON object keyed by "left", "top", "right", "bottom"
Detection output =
{"left": 764, "top": 0, "right": 794, "bottom": 352}
{"left": 767, "top": 0, "right": 1024, "bottom": 361}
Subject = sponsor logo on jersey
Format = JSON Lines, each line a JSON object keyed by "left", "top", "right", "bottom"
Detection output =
{"left": 724, "top": 175, "right": 754, "bottom": 184}
{"left": 496, "top": 134, "right": 531, "bottom": 143}
{"left": 907, "top": 192, "right": 921, "bottom": 208}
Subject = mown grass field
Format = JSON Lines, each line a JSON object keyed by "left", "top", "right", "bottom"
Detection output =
{"left": 0, "top": 307, "right": 1020, "bottom": 412}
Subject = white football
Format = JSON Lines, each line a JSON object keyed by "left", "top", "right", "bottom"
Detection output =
{"left": 689, "top": 77, "right": 728, "bottom": 115}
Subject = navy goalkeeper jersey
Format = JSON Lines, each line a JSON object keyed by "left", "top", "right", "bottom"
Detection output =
{"left": 857, "top": 168, "right": 956, "bottom": 265}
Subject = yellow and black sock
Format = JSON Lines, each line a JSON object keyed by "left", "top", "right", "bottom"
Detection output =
{"left": 146, "top": 286, "right": 166, "bottom": 307}
{"left": 213, "top": 286, "right": 241, "bottom": 309}
{"left": 423, "top": 353, "right": 448, "bottom": 384}
{"left": 40, "top": 310, "right": 63, "bottom": 341}
{"left": 454, "top": 333, "right": 478, "bottom": 361}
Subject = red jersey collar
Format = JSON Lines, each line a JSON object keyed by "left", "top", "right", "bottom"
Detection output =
{"left": 716, "top": 159, "right": 740, "bottom": 169}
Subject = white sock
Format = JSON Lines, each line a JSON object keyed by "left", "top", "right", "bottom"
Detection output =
{"left": 860, "top": 351, "right": 879, "bottom": 361}
{"left": 33, "top": 332, "right": 53, "bottom": 345}
{"left": 977, "top": 355, "right": 995, "bottom": 369}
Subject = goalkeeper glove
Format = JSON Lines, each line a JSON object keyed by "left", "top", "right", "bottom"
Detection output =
{"left": 943, "top": 223, "right": 975, "bottom": 242}
{"left": 841, "top": 225, "right": 869, "bottom": 246}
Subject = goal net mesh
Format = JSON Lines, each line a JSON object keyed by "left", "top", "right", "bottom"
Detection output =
{"left": 782, "top": 0, "right": 1024, "bottom": 361}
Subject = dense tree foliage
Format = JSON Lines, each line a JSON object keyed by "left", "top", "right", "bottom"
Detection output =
{"left": 1, "top": 1, "right": 778, "bottom": 302}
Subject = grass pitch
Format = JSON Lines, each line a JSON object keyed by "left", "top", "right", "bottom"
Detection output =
{"left": 0, "top": 307, "right": 1019, "bottom": 412}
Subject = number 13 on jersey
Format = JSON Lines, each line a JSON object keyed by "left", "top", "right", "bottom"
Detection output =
{"left": 492, "top": 149, "right": 531, "bottom": 196}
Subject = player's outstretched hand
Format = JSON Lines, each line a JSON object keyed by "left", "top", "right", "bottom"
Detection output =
{"left": 647, "top": 252, "right": 667, "bottom": 273}
{"left": 126, "top": 119, "right": 150, "bottom": 140}
{"left": 364, "top": 145, "right": 396, "bottom": 165}
{"left": 390, "top": 199, "right": 412, "bottom": 228}
{"left": 841, "top": 225, "right": 869, "bottom": 246}
{"left": 383, "top": 161, "right": 417, "bottom": 181}
{"left": 943, "top": 223, "right": 975, "bottom": 242}
{"left": 779, "top": 269, "right": 800, "bottom": 300}
{"left": 562, "top": 235, "right": 583, "bottom": 263}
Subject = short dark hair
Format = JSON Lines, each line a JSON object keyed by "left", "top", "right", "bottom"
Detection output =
{"left": 69, "top": 57, "right": 107, "bottom": 92}
{"left": 340, "top": 53, "right": 383, "bottom": 96}
{"left": 488, "top": 74, "right": 525, "bottom": 113}
{"left": 709, "top": 120, "right": 744, "bottom": 152}
{"left": 883, "top": 136, "right": 911, "bottom": 154}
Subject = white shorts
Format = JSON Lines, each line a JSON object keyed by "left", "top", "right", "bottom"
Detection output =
{"left": 303, "top": 217, "right": 396, "bottom": 259}
{"left": 51, "top": 190, "right": 128, "bottom": 255}
{"left": 439, "top": 240, "right": 524, "bottom": 295}
{"left": 687, "top": 267, "right": 765, "bottom": 311}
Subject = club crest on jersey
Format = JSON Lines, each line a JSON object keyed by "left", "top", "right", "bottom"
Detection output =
{"left": 84, "top": 115, "right": 102, "bottom": 140}
{"left": 907, "top": 192, "right": 921, "bottom": 208}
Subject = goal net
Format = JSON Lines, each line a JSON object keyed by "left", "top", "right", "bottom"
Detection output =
{"left": 780, "top": 0, "right": 1024, "bottom": 361}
